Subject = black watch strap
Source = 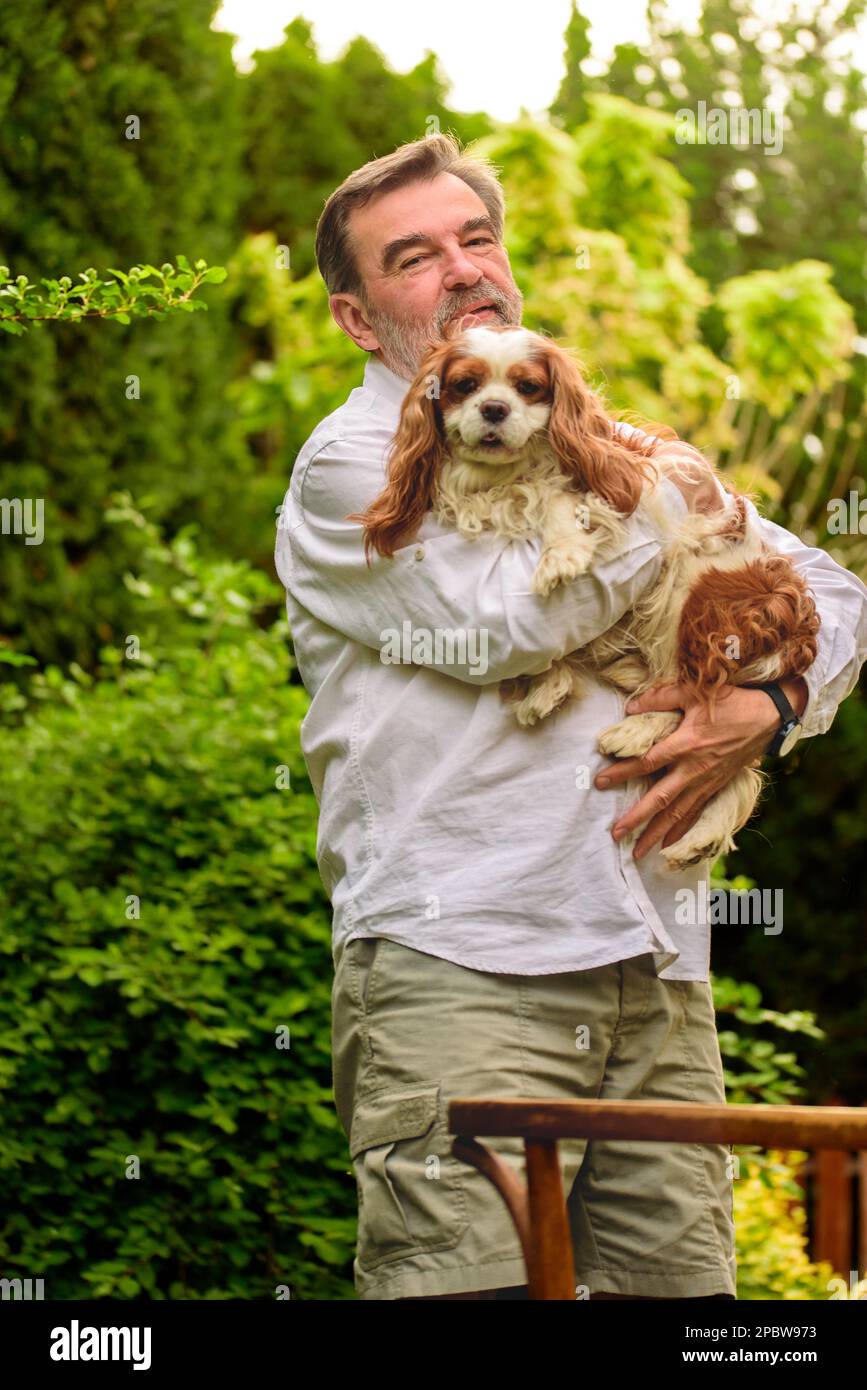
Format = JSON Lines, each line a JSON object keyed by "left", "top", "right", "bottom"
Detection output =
{"left": 746, "top": 681, "right": 800, "bottom": 755}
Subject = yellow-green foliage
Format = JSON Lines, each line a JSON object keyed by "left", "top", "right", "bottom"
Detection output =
{"left": 734, "top": 1152, "right": 844, "bottom": 1301}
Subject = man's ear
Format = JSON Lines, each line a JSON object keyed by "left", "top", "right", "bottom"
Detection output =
{"left": 330, "top": 292, "right": 380, "bottom": 352}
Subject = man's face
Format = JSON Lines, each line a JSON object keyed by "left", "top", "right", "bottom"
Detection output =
{"left": 330, "top": 171, "right": 524, "bottom": 379}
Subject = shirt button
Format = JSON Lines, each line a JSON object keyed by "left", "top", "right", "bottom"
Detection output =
{"left": 414, "top": 546, "right": 424, "bottom": 560}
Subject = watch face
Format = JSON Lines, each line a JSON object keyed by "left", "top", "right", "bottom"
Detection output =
{"left": 779, "top": 721, "right": 801, "bottom": 756}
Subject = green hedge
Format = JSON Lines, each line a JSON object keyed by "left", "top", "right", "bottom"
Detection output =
{"left": 0, "top": 517, "right": 355, "bottom": 1298}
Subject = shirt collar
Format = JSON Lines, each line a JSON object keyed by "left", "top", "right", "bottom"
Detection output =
{"left": 363, "top": 353, "right": 411, "bottom": 410}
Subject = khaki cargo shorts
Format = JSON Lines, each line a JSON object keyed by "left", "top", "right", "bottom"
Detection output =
{"left": 331, "top": 937, "right": 736, "bottom": 1300}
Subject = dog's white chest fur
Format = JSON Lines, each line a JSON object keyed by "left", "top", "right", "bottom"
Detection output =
{"left": 432, "top": 440, "right": 573, "bottom": 540}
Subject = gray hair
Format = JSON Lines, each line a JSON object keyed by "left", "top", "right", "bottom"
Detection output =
{"left": 314, "top": 132, "right": 506, "bottom": 300}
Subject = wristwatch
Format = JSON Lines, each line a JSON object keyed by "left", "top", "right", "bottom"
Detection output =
{"left": 745, "top": 681, "right": 802, "bottom": 756}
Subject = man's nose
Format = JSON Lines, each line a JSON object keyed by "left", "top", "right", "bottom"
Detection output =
{"left": 441, "top": 246, "right": 485, "bottom": 289}
{"left": 481, "top": 400, "right": 510, "bottom": 423}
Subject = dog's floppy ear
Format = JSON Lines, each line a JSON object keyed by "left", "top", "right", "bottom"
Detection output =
{"left": 347, "top": 338, "right": 453, "bottom": 561}
{"left": 540, "top": 339, "right": 645, "bottom": 516}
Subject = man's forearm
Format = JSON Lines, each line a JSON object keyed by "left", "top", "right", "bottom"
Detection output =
{"left": 779, "top": 675, "right": 808, "bottom": 719}
{"left": 283, "top": 450, "right": 691, "bottom": 686}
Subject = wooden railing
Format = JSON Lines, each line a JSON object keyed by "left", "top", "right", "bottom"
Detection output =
{"left": 448, "top": 1098, "right": 867, "bottom": 1300}
{"left": 793, "top": 1105, "right": 867, "bottom": 1278}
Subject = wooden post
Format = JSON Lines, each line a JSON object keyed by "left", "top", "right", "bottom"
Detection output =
{"left": 814, "top": 1094, "right": 853, "bottom": 1276}
{"left": 814, "top": 1148, "right": 852, "bottom": 1275}
{"left": 858, "top": 1102, "right": 867, "bottom": 1283}
{"left": 524, "top": 1140, "right": 575, "bottom": 1301}
{"left": 858, "top": 1149, "right": 867, "bottom": 1280}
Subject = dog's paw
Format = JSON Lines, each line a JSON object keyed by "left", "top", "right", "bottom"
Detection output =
{"left": 597, "top": 711, "right": 681, "bottom": 759}
{"left": 531, "top": 540, "right": 594, "bottom": 597}
{"left": 659, "top": 770, "right": 761, "bottom": 871}
{"left": 514, "top": 665, "right": 576, "bottom": 725}
{"left": 660, "top": 827, "right": 737, "bottom": 873}
{"left": 597, "top": 656, "right": 651, "bottom": 693}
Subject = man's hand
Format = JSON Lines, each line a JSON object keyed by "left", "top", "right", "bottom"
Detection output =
{"left": 593, "top": 677, "right": 808, "bottom": 860}
{"left": 654, "top": 443, "right": 725, "bottom": 515}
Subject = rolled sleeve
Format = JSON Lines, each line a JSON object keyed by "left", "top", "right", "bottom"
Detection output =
{"left": 749, "top": 505, "right": 867, "bottom": 742}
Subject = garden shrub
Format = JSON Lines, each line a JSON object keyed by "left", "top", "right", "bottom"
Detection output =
{"left": 0, "top": 510, "right": 355, "bottom": 1298}
{"left": 734, "top": 1154, "right": 840, "bottom": 1301}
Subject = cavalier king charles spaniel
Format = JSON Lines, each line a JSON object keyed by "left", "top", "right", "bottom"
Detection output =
{"left": 349, "top": 321, "right": 819, "bottom": 870}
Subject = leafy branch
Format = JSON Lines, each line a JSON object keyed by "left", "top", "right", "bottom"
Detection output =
{"left": 0, "top": 255, "right": 227, "bottom": 333}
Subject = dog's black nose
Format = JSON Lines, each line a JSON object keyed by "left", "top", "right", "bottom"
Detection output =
{"left": 481, "top": 400, "right": 510, "bottom": 423}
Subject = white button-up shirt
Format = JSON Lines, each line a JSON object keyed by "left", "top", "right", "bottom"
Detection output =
{"left": 275, "top": 354, "right": 867, "bottom": 981}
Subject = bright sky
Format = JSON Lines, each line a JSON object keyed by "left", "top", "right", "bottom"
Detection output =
{"left": 212, "top": 0, "right": 697, "bottom": 119}
{"left": 213, "top": 1, "right": 866, "bottom": 121}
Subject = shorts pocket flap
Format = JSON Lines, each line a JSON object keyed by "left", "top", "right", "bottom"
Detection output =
{"left": 349, "top": 1086, "right": 440, "bottom": 1158}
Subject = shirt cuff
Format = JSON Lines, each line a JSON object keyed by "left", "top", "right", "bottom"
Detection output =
{"left": 795, "top": 620, "right": 839, "bottom": 743}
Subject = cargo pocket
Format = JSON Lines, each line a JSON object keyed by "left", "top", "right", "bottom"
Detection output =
{"left": 349, "top": 1084, "right": 468, "bottom": 1270}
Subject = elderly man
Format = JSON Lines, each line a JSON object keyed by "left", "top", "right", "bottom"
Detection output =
{"left": 275, "top": 132, "right": 867, "bottom": 1301}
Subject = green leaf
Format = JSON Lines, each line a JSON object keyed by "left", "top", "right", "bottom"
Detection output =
{"left": 0, "top": 650, "right": 38, "bottom": 666}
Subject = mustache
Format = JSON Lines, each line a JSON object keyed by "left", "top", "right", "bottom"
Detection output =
{"left": 435, "top": 286, "right": 511, "bottom": 328}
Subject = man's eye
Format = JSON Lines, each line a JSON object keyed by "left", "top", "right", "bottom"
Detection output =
{"left": 453, "top": 378, "right": 477, "bottom": 395}
{"left": 402, "top": 238, "right": 493, "bottom": 270}
{"left": 516, "top": 380, "right": 539, "bottom": 395}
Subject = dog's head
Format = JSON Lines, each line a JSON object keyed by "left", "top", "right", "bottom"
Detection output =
{"left": 348, "top": 323, "right": 658, "bottom": 559}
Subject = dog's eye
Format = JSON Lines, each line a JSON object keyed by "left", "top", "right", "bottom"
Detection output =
{"left": 452, "top": 377, "right": 477, "bottom": 395}
{"left": 516, "top": 380, "right": 539, "bottom": 396}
